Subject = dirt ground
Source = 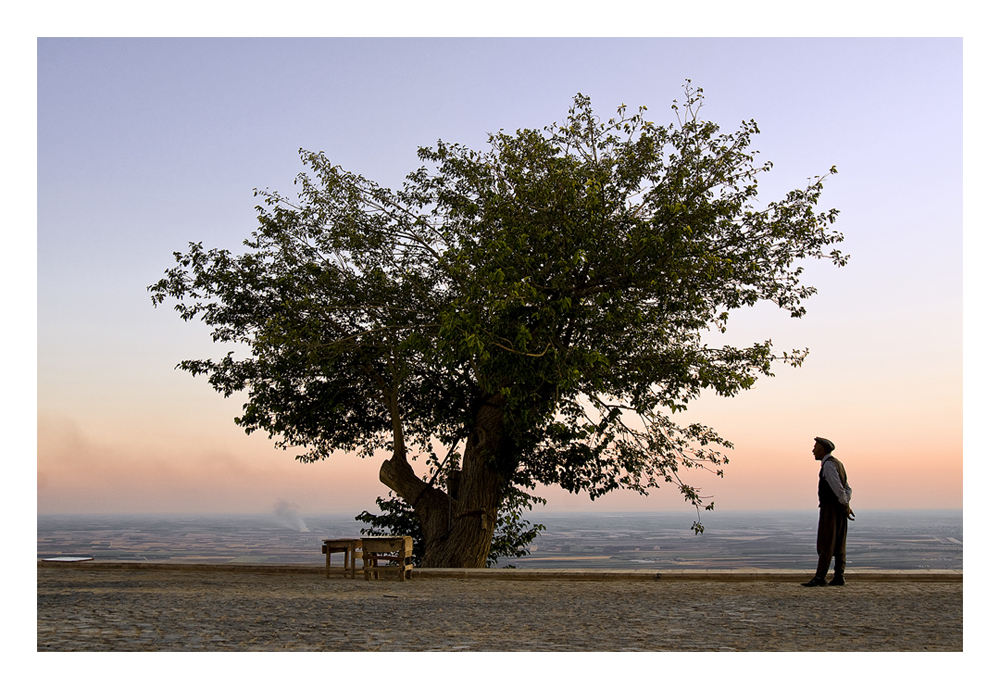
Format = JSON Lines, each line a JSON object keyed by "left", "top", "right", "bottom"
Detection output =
{"left": 37, "top": 566, "right": 962, "bottom": 651}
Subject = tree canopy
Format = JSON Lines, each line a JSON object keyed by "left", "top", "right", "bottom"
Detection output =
{"left": 150, "top": 84, "right": 845, "bottom": 567}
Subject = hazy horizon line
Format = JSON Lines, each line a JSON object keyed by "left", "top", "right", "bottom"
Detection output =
{"left": 38, "top": 507, "right": 964, "bottom": 517}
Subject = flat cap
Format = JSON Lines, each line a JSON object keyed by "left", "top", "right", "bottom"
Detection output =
{"left": 814, "top": 436, "right": 835, "bottom": 452}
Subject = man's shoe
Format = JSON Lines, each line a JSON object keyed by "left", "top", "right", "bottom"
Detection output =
{"left": 829, "top": 575, "right": 846, "bottom": 586}
{"left": 801, "top": 577, "right": 828, "bottom": 587}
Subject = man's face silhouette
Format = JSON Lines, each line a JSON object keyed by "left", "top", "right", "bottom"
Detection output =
{"left": 812, "top": 441, "right": 827, "bottom": 460}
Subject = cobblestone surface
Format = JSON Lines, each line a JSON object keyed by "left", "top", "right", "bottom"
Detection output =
{"left": 37, "top": 568, "right": 962, "bottom": 651}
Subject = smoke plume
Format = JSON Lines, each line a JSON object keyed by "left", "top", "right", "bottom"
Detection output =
{"left": 273, "top": 500, "right": 310, "bottom": 532}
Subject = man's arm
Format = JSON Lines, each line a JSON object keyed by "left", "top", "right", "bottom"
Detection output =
{"left": 822, "top": 461, "right": 855, "bottom": 519}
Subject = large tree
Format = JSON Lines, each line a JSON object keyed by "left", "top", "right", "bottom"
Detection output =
{"left": 150, "top": 85, "right": 846, "bottom": 567}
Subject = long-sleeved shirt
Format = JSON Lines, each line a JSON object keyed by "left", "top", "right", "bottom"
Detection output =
{"left": 820, "top": 454, "right": 852, "bottom": 506}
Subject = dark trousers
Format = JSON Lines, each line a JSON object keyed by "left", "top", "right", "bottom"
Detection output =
{"left": 815, "top": 504, "right": 848, "bottom": 578}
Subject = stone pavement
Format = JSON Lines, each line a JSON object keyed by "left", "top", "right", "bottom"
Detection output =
{"left": 37, "top": 563, "right": 962, "bottom": 651}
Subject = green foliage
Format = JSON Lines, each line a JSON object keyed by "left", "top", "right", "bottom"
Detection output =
{"left": 150, "top": 82, "right": 846, "bottom": 538}
{"left": 355, "top": 493, "right": 428, "bottom": 565}
{"left": 356, "top": 487, "right": 545, "bottom": 568}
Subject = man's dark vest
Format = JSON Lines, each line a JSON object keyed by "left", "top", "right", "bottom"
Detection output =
{"left": 818, "top": 456, "right": 849, "bottom": 508}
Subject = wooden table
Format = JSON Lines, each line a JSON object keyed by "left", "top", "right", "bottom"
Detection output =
{"left": 322, "top": 538, "right": 363, "bottom": 579}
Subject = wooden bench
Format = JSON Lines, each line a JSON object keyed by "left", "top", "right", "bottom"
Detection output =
{"left": 361, "top": 536, "right": 414, "bottom": 581}
{"left": 322, "top": 538, "right": 363, "bottom": 579}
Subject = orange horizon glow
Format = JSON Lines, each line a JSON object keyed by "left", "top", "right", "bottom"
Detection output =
{"left": 37, "top": 390, "right": 962, "bottom": 515}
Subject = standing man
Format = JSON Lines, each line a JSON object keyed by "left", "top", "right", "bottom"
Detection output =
{"left": 802, "top": 436, "right": 855, "bottom": 587}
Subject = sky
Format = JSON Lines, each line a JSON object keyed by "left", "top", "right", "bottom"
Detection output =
{"left": 30, "top": 36, "right": 970, "bottom": 519}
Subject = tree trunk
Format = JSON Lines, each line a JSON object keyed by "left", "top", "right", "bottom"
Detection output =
{"left": 378, "top": 394, "right": 509, "bottom": 568}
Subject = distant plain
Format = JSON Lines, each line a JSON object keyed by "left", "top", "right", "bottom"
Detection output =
{"left": 37, "top": 509, "right": 962, "bottom": 570}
